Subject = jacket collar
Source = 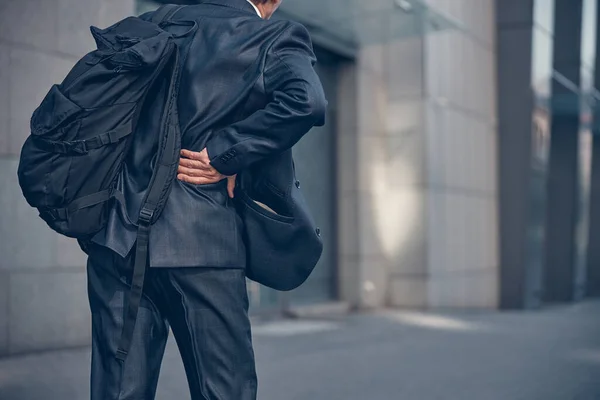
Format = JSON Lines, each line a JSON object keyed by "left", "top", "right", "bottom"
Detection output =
{"left": 202, "top": 0, "right": 260, "bottom": 17}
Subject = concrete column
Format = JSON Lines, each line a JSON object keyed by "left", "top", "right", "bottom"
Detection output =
{"left": 587, "top": 136, "right": 600, "bottom": 297}
{"left": 337, "top": 31, "right": 429, "bottom": 309}
{"left": 586, "top": 0, "right": 600, "bottom": 298}
{"left": 495, "top": 0, "right": 536, "bottom": 309}
{"left": 338, "top": 0, "right": 499, "bottom": 309}
{"left": 544, "top": 0, "right": 584, "bottom": 303}
{"left": 422, "top": 0, "right": 499, "bottom": 309}
{"left": 0, "top": 0, "right": 134, "bottom": 356}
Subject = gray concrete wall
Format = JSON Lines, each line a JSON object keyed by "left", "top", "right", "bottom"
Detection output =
{"left": 0, "top": 0, "right": 134, "bottom": 356}
{"left": 422, "top": 0, "right": 498, "bottom": 308}
{"left": 337, "top": 0, "right": 499, "bottom": 309}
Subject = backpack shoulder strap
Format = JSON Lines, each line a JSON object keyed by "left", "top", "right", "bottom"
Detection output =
{"left": 151, "top": 4, "right": 184, "bottom": 24}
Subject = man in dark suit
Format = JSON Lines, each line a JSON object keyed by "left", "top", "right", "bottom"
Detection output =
{"left": 85, "top": 0, "right": 327, "bottom": 399}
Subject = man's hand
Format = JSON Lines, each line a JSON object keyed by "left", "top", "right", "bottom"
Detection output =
{"left": 178, "top": 148, "right": 236, "bottom": 198}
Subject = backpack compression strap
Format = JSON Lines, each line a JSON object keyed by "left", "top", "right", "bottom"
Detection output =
{"left": 115, "top": 4, "right": 184, "bottom": 363}
{"left": 151, "top": 4, "right": 182, "bottom": 24}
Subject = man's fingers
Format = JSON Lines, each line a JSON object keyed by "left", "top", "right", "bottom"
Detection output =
{"left": 227, "top": 175, "right": 236, "bottom": 198}
{"left": 180, "top": 149, "right": 205, "bottom": 161}
{"left": 177, "top": 173, "right": 222, "bottom": 185}
{"left": 177, "top": 165, "right": 219, "bottom": 178}
{"left": 178, "top": 157, "right": 206, "bottom": 170}
{"left": 177, "top": 173, "right": 203, "bottom": 184}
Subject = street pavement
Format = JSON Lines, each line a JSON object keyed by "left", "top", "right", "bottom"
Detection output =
{"left": 1, "top": 300, "right": 599, "bottom": 400}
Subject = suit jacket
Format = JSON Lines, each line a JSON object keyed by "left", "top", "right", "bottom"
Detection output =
{"left": 90, "top": 0, "right": 327, "bottom": 268}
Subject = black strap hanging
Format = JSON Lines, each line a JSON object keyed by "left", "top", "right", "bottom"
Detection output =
{"left": 115, "top": 3, "right": 184, "bottom": 363}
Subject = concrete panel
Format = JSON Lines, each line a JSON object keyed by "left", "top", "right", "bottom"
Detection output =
{"left": 428, "top": 193, "right": 498, "bottom": 277}
{"left": 0, "top": 158, "right": 18, "bottom": 270}
{"left": 338, "top": 255, "right": 360, "bottom": 306}
{"left": 8, "top": 271, "right": 90, "bottom": 354}
{"left": 386, "top": 37, "right": 424, "bottom": 100}
{"left": 55, "top": 235, "right": 87, "bottom": 269}
{"left": 338, "top": 191, "right": 360, "bottom": 258}
{"left": 464, "top": 271, "right": 499, "bottom": 309}
{"left": 427, "top": 190, "right": 446, "bottom": 275}
{"left": 358, "top": 187, "right": 426, "bottom": 261}
{"left": 356, "top": 68, "right": 387, "bottom": 139}
{"left": 469, "top": 0, "right": 496, "bottom": 48}
{"left": 0, "top": 44, "right": 9, "bottom": 155}
{"left": 430, "top": 0, "right": 496, "bottom": 42}
{"left": 8, "top": 48, "right": 76, "bottom": 154}
{"left": 428, "top": 275, "right": 465, "bottom": 308}
{"left": 439, "top": 108, "right": 469, "bottom": 190}
{"left": 56, "top": 0, "right": 103, "bottom": 58}
{"left": 470, "top": 44, "right": 497, "bottom": 121}
{"left": 101, "top": 0, "right": 136, "bottom": 27}
{"left": 357, "top": 129, "right": 426, "bottom": 192}
{"left": 467, "top": 196, "right": 487, "bottom": 271}
{"left": 357, "top": 42, "right": 385, "bottom": 76}
{"left": 427, "top": 193, "right": 500, "bottom": 279}
{"left": 387, "top": 220, "right": 428, "bottom": 277}
{"left": 425, "top": 100, "right": 445, "bottom": 187}
{"left": 428, "top": 32, "right": 461, "bottom": 107}
{"left": 424, "top": 32, "right": 445, "bottom": 102}
{"left": 0, "top": 272, "right": 8, "bottom": 356}
{"left": 462, "top": 118, "right": 497, "bottom": 195}
{"left": 388, "top": 276, "right": 427, "bottom": 308}
{"left": 0, "top": 0, "right": 58, "bottom": 51}
{"left": 13, "top": 197, "right": 57, "bottom": 270}
{"left": 358, "top": 255, "right": 390, "bottom": 309}
{"left": 337, "top": 130, "right": 359, "bottom": 193}
{"left": 445, "top": 192, "right": 467, "bottom": 273}
{"left": 428, "top": 272, "right": 498, "bottom": 309}
{"left": 483, "top": 128, "right": 499, "bottom": 196}
{"left": 336, "top": 63, "right": 358, "bottom": 193}
{"left": 0, "top": 158, "right": 57, "bottom": 271}
{"left": 426, "top": 32, "right": 495, "bottom": 120}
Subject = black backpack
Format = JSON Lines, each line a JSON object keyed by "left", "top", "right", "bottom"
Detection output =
{"left": 16, "top": 4, "right": 191, "bottom": 362}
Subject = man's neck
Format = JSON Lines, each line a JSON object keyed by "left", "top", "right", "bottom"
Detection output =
{"left": 246, "top": 0, "right": 262, "bottom": 18}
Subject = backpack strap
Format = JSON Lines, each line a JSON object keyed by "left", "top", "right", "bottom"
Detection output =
{"left": 115, "top": 40, "right": 182, "bottom": 363}
{"left": 151, "top": 4, "right": 184, "bottom": 24}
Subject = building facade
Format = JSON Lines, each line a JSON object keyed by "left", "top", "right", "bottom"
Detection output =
{"left": 0, "top": 0, "right": 597, "bottom": 356}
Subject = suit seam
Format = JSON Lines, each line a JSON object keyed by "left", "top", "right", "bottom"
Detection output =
{"left": 168, "top": 275, "right": 213, "bottom": 400}
{"left": 262, "top": 22, "right": 296, "bottom": 90}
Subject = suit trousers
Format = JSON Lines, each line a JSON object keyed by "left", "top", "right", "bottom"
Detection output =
{"left": 86, "top": 242, "right": 257, "bottom": 400}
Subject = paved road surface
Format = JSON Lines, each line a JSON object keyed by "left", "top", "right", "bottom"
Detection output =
{"left": 1, "top": 301, "right": 599, "bottom": 400}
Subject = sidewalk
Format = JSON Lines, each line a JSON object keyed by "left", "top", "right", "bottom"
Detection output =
{"left": 1, "top": 301, "right": 599, "bottom": 400}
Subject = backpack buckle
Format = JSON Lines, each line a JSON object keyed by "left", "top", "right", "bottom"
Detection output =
{"left": 52, "top": 140, "right": 88, "bottom": 155}
{"left": 71, "top": 140, "right": 88, "bottom": 155}
{"left": 139, "top": 207, "right": 154, "bottom": 225}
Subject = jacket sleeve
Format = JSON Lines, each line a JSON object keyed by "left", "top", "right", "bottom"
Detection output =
{"left": 205, "top": 21, "right": 328, "bottom": 176}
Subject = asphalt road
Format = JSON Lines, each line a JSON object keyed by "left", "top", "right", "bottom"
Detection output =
{"left": 1, "top": 301, "right": 599, "bottom": 400}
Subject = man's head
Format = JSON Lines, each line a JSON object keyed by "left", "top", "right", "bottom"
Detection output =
{"left": 251, "top": 0, "right": 283, "bottom": 20}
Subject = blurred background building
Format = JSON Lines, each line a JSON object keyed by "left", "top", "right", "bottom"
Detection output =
{"left": 0, "top": 0, "right": 599, "bottom": 356}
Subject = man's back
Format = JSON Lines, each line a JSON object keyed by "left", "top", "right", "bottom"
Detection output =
{"left": 91, "top": 0, "right": 327, "bottom": 268}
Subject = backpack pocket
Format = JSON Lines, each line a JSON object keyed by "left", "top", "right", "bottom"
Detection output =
{"left": 30, "top": 84, "right": 82, "bottom": 140}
